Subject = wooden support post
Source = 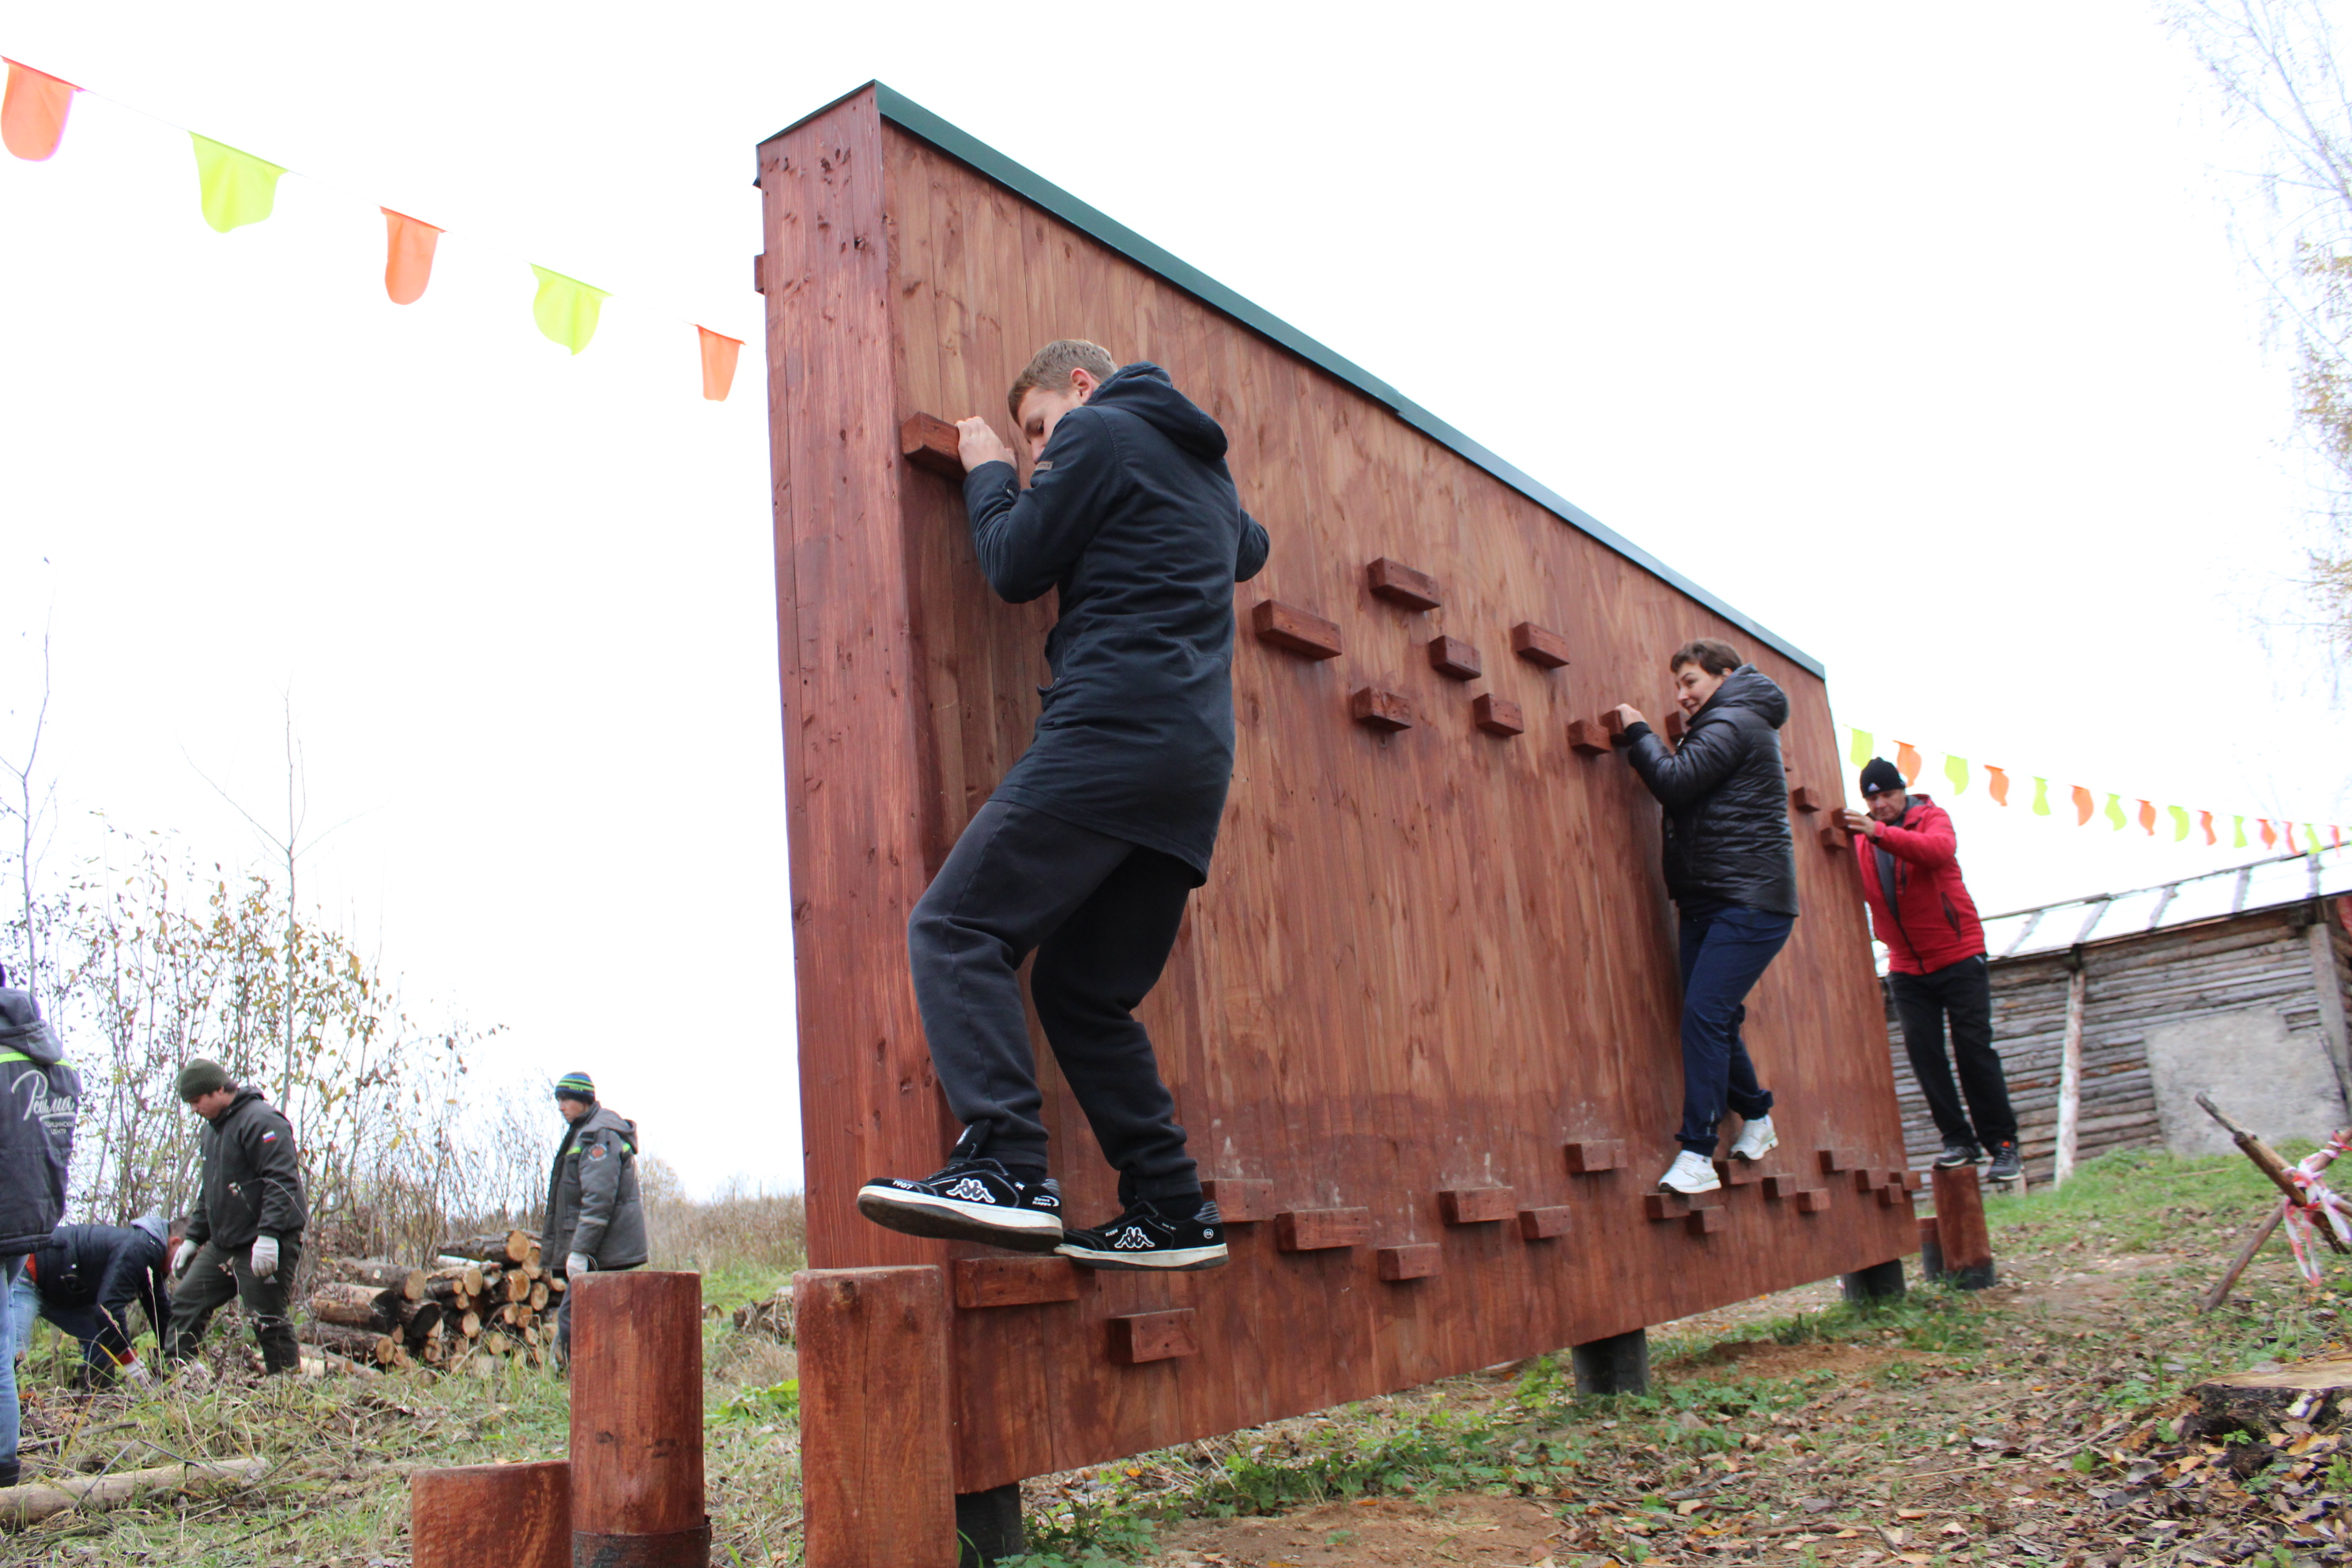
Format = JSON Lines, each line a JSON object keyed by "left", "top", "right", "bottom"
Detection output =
{"left": 1570, "top": 1328, "right": 1649, "bottom": 1394}
{"left": 2053, "top": 960, "right": 2086, "bottom": 1187}
{"left": 1931, "top": 1164, "right": 1996, "bottom": 1289}
{"left": 1841, "top": 1259, "right": 1905, "bottom": 1302}
{"left": 570, "top": 1271, "right": 709, "bottom": 1567}
{"left": 1916, "top": 1215, "right": 1944, "bottom": 1283}
{"left": 2307, "top": 918, "right": 2352, "bottom": 1113}
{"left": 797, "top": 1266, "right": 956, "bottom": 1568}
{"left": 955, "top": 1483, "right": 1024, "bottom": 1568}
{"left": 411, "top": 1460, "right": 569, "bottom": 1568}
{"left": 2200, "top": 1204, "right": 2287, "bottom": 1315}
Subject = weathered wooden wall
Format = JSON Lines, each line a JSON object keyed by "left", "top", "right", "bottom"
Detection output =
{"left": 761, "top": 85, "right": 1917, "bottom": 1491}
{"left": 1886, "top": 900, "right": 2352, "bottom": 1178}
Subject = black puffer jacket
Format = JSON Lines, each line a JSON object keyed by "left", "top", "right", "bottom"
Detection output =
{"left": 184, "top": 1087, "right": 307, "bottom": 1250}
{"left": 1619, "top": 665, "right": 1800, "bottom": 917}
{"left": 29, "top": 1215, "right": 172, "bottom": 1354}
{"left": 961, "top": 363, "right": 1270, "bottom": 883}
{"left": 0, "top": 982, "right": 79, "bottom": 1253}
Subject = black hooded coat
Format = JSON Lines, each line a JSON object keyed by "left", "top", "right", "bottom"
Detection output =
{"left": 1619, "top": 665, "right": 1801, "bottom": 917}
{"left": 0, "top": 982, "right": 78, "bottom": 1253}
{"left": 961, "top": 363, "right": 1270, "bottom": 882}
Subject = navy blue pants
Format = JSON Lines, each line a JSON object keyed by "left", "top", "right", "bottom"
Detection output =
{"left": 1675, "top": 901, "right": 1795, "bottom": 1152}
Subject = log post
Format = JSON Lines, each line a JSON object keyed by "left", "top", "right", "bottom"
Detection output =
{"left": 570, "top": 1272, "right": 709, "bottom": 1567}
{"left": 1840, "top": 1259, "right": 1906, "bottom": 1302}
{"left": 411, "top": 1459, "right": 569, "bottom": 1568}
{"left": 1570, "top": 1328, "right": 1649, "bottom": 1394}
{"left": 2052, "top": 959, "right": 2086, "bottom": 1187}
{"left": 797, "top": 1266, "right": 956, "bottom": 1568}
{"left": 1916, "top": 1214, "right": 1945, "bottom": 1282}
{"left": 1932, "top": 1163, "right": 1996, "bottom": 1289}
{"left": 954, "top": 1483, "right": 1025, "bottom": 1568}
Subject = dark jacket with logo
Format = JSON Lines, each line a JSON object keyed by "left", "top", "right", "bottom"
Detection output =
{"left": 1851, "top": 793, "right": 1986, "bottom": 974}
{"left": 1619, "top": 665, "right": 1801, "bottom": 917}
{"left": 29, "top": 1214, "right": 172, "bottom": 1351}
{"left": 0, "top": 984, "right": 79, "bottom": 1254}
{"left": 183, "top": 1087, "right": 307, "bottom": 1251}
{"left": 541, "top": 1105, "right": 646, "bottom": 1270}
{"left": 961, "top": 363, "right": 1271, "bottom": 883}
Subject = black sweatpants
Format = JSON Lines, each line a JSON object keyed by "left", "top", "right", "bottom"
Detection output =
{"left": 1888, "top": 954, "right": 2018, "bottom": 1147}
{"left": 167, "top": 1236, "right": 302, "bottom": 1374}
{"left": 909, "top": 797, "right": 1200, "bottom": 1202}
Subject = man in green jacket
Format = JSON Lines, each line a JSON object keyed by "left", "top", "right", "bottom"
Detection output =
{"left": 541, "top": 1072, "right": 646, "bottom": 1360}
{"left": 166, "top": 1060, "right": 307, "bottom": 1374}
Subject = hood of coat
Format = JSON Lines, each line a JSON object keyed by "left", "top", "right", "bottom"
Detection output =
{"left": 0, "top": 986, "right": 63, "bottom": 1065}
{"left": 131, "top": 1208, "right": 169, "bottom": 1249}
{"left": 579, "top": 1105, "right": 637, "bottom": 1146}
{"left": 1089, "top": 362, "right": 1229, "bottom": 462}
{"left": 215, "top": 1085, "right": 273, "bottom": 1124}
{"left": 1693, "top": 665, "right": 1788, "bottom": 731}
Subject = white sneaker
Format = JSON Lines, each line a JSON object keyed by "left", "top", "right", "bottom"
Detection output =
{"left": 1728, "top": 1114, "right": 1778, "bottom": 1163}
{"left": 1657, "top": 1150, "right": 1721, "bottom": 1194}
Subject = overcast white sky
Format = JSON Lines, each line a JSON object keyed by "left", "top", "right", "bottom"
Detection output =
{"left": 4, "top": 2, "right": 2349, "bottom": 1195}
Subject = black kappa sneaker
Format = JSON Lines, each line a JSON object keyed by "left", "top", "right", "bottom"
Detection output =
{"left": 1055, "top": 1197, "right": 1229, "bottom": 1272}
{"left": 1935, "top": 1139, "right": 1982, "bottom": 1169}
{"left": 856, "top": 1159, "right": 1064, "bottom": 1252}
{"left": 1984, "top": 1140, "right": 2023, "bottom": 1182}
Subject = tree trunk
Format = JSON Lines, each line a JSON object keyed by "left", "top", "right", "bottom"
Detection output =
{"left": 307, "top": 1282, "right": 398, "bottom": 1330}
{"left": 300, "top": 1322, "right": 386, "bottom": 1359}
{"left": 397, "top": 1298, "right": 444, "bottom": 1345}
{"left": 442, "top": 1231, "right": 533, "bottom": 1265}
{"left": 0, "top": 1458, "right": 271, "bottom": 1525}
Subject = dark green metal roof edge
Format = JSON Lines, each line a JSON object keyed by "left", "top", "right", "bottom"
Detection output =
{"left": 766, "top": 82, "right": 1823, "bottom": 678}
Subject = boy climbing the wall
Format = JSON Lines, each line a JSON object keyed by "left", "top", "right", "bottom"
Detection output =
{"left": 858, "top": 341, "right": 1269, "bottom": 1272}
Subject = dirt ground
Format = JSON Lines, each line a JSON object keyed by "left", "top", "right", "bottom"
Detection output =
{"left": 1028, "top": 1163, "right": 2350, "bottom": 1568}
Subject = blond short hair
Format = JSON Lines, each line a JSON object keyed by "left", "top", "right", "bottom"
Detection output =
{"left": 1008, "top": 340, "right": 1117, "bottom": 421}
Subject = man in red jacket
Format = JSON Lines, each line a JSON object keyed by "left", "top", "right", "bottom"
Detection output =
{"left": 1835, "top": 758, "right": 2022, "bottom": 1182}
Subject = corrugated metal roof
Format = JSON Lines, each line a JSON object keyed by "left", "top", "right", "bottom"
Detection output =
{"left": 762, "top": 81, "right": 1825, "bottom": 678}
{"left": 1980, "top": 846, "right": 2352, "bottom": 960}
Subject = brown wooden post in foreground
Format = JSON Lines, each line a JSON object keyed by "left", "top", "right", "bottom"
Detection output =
{"left": 796, "top": 1266, "right": 957, "bottom": 1568}
{"left": 1931, "top": 1164, "right": 1996, "bottom": 1289}
{"left": 410, "top": 1460, "right": 569, "bottom": 1568}
{"left": 571, "top": 1272, "right": 709, "bottom": 1567}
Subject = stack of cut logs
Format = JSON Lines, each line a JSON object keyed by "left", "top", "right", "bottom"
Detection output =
{"left": 299, "top": 1231, "right": 564, "bottom": 1374}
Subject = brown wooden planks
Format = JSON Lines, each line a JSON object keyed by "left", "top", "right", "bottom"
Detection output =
{"left": 952, "top": 1257, "right": 1082, "bottom": 1310}
{"left": 797, "top": 1267, "right": 956, "bottom": 1564}
{"left": 765, "top": 92, "right": 1919, "bottom": 1496}
{"left": 410, "top": 1461, "right": 568, "bottom": 1568}
{"left": 1109, "top": 1310, "right": 1200, "bottom": 1365}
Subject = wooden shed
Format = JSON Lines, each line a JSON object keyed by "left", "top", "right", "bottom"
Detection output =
{"left": 1885, "top": 849, "right": 2352, "bottom": 1179}
{"left": 759, "top": 82, "right": 1918, "bottom": 1534}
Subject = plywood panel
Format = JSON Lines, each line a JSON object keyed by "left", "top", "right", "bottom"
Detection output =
{"left": 762, "top": 91, "right": 1913, "bottom": 1492}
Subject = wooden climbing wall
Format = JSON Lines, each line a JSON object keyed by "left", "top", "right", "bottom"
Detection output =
{"left": 759, "top": 84, "right": 1916, "bottom": 1492}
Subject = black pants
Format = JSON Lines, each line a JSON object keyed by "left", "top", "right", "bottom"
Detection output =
{"left": 1888, "top": 954, "right": 2017, "bottom": 1147}
{"left": 909, "top": 797, "right": 1200, "bottom": 1202}
{"left": 167, "top": 1236, "right": 302, "bottom": 1374}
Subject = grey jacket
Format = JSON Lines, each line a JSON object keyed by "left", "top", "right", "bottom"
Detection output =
{"left": 541, "top": 1105, "right": 646, "bottom": 1270}
{"left": 0, "top": 984, "right": 80, "bottom": 1253}
{"left": 185, "top": 1087, "right": 307, "bottom": 1250}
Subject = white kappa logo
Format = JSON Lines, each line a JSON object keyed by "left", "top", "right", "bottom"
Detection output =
{"left": 946, "top": 1178, "right": 995, "bottom": 1204}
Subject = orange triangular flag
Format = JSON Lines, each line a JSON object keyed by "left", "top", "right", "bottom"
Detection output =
{"left": 2, "top": 58, "right": 78, "bottom": 161}
{"left": 2260, "top": 818, "right": 2277, "bottom": 848}
{"left": 1985, "top": 766, "right": 2011, "bottom": 806}
{"left": 2199, "top": 810, "right": 2216, "bottom": 846}
{"left": 1894, "top": 742, "right": 1922, "bottom": 786}
{"left": 381, "top": 209, "right": 442, "bottom": 305}
{"left": 2135, "top": 799, "right": 2157, "bottom": 835}
{"left": 697, "top": 326, "right": 742, "bottom": 401}
{"left": 2071, "top": 786, "right": 2094, "bottom": 826}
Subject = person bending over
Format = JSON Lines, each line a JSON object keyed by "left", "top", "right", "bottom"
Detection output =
{"left": 1836, "top": 760, "right": 2021, "bottom": 1182}
{"left": 858, "top": 340, "right": 1268, "bottom": 1272}
{"left": 11, "top": 1211, "right": 176, "bottom": 1387}
{"left": 1609, "top": 640, "right": 1800, "bottom": 1195}
{"left": 166, "top": 1060, "right": 307, "bottom": 1374}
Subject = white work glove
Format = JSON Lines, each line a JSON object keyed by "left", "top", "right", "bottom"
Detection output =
{"left": 121, "top": 1355, "right": 156, "bottom": 1390}
{"left": 172, "top": 1243, "right": 197, "bottom": 1283}
{"left": 566, "top": 1252, "right": 593, "bottom": 1279}
{"left": 248, "top": 1234, "right": 280, "bottom": 1280}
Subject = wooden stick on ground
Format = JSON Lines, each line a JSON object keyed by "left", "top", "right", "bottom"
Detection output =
{"left": 2202, "top": 1204, "right": 2290, "bottom": 1314}
{"left": 0, "top": 1458, "right": 271, "bottom": 1525}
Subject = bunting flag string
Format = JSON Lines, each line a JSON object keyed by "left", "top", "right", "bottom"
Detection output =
{"left": 2, "top": 54, "right": 747, "bottom": 398}
{"left": 1844, "top": 724, "right": 2347, "bottom": 855}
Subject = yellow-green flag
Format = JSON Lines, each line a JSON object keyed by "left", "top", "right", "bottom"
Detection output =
{"left": 1943, "top": 754, "right": 1969, "bottom": 795}
{"left": 530, "top": 266, "right": 609, "bottom": 355}
{"left": 2169, "top": 805, "right": 2190, "bottom": 842}
{"left": 2233, "top": 815, "right": 2248, "bottom": 848}
{"left": 2031, "top": 777, "right": 2052, "bottom": 816}
{"left": 2105, "top": 793, "right": 2127, "bottom": 831}
{"left": 2309, "top": 824, "right": 2324, "bottom": 853}
{"left": 191, "top": 134, "right": 285, "bottom": 232}
{"left": 1848, "top": 728, "right": 1872, "bottom": 768}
